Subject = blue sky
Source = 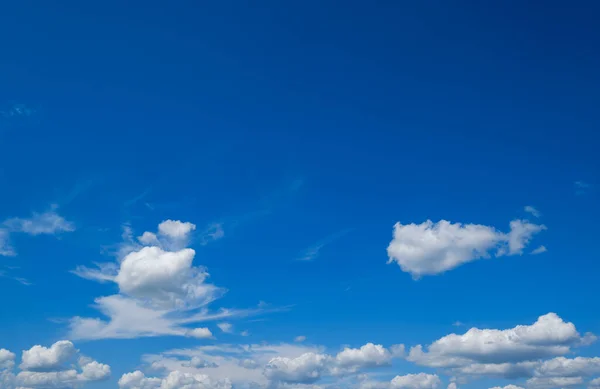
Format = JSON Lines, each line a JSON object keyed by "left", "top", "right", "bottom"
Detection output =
{"left": 0, "top": 1, "right": 599, "bottom": 389}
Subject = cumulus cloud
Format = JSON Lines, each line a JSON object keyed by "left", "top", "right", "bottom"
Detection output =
{"left": 0, "top": 349, "right": 15, "bottom": 370}
{"left": 20, "top": 340, "right": 77, "bottom": 371}
{"left": 408, "top": 313, "right": 593, "bottom": 368}
{"left": 69, "top": 220, "right": 275, "bottom": 340}
{"left": 295, "top": 336, "right": 307, "bottom": 343}
{"left": 187, "top": 328, "right": 214, "bottom": 339}
{"left": 0, "top": 341, "right": 109, "bottom": 389}
{"left": 531, "top": 246, "right": 547, "bottom": 255}
{"left": 387, "top": 218, "right": 546, "bottom": 278}
{"left": 158, "top": 220, "right": 196, "bottom": 239}
{"left": 488, "top": 386, "right": 524, "bottom": 389}
{"left": 589, "top": 377, "right": 600, "bottom": 388}
{"left": 119, "top": 370, "right": 231, "bottom": 389}
{"left": 265, "top": 343, "right": 397, "bottom": 384}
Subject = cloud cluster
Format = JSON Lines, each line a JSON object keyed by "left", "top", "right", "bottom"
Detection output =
{"left": 387, "top": 218, "right": 546, "bottom": 278}
{"left": 70, "top": 220, "right": 270, "bottom": 340}
{"left": 0, "top": 341, "right": 109, "bottom": 388}
{"left": 119, "top": 370, "right": 232, "bottom": 389}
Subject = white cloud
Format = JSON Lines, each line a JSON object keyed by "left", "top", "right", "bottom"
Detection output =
{"left": 335, "top": 343, "right": 392, "bottom": 369}
{"left": 187, "top": 328, "right": 214, "bottom": 339}
{"left": 119, "top": 370, "right": 231, "bottom": 389}
{"left": 0, "top": 349, "right": 15, "bottom": 370}
{"left": 20, "top": 340, "right": 77, "bottom": 371}
{"left": 295, "top": 336, "right": 307, "bottom": 343}
{"left": 488, "top": 386, "right": 524, "bottom": 389}
{"left": 158, "top": 220, "right": 196, "bottom": 239}
{"left": 390, "top": 373, "right": 441, "bottom": 389}
{"left": 526, "top": 376, "right": 583, "bottom": 388}
{"left": 265, "top": 353, "right": 330, "bottom": 384}
{"left": 0, "top": 341, "right": 110, "bottom": 389}
{"left": 0, "top": 229, "right": 15, "bottom": 257}
{"left": 200, "top": 223, "right": 225, "bottom": 245}
{"left": 387, "top": 219, "right": 546, "bottom": 278}
{"left": 447, "top": 383, "right": 457, "bottom": 389}
{"left": 70, "top": 220, "right": 275, "bottom": 340}
{"left": 531, "top": 246, "right": 547, "bottom": 255}
{"left": 524, "top": 206, "right": 541, "bottom": 218}
{"left": 4, "top": 209, "right": 75, "bottom": 236}
{"left": 589, "top": 377, "right": 600, "bottom": 388}
{"left": 218, "top": 323, "right": 233, "bottom": 334}
{"left": 534, "top": 357, "right": 600, "bottom": 378}
{"left": 408, "top": 313, "right": 592, "bottom": 368}
{"left": 505, "top": 220, "right": 547, "bottom": 256}
{"left": 265, "top": 343, "right": 398, "bottom": 384}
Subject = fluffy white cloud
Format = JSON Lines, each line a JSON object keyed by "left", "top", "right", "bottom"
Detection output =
{"left": 390, "top": 373, "right": 441, "bottom": 389}
{"left": 119, "top": 370, "right": 231, "bottom": 389}
{"left": 187, "top": 328, "right": 214, "bottom": 339}
{"left": 589, "top": 377, "right": 600, "bottom": 388}
{"left": 0, "top": 349, "right": 15, "bottom": 370}
{"left": 0, "top": 341, "right": 109, "bottom": 389}
{"left": 335, "top": 343, "right": 392, "bottom": 369}
{"left": 534, "top": 357, "right": 600, "bottom": 378}
{"left": 387, "top": 218, "right": 546, "bottom": 278}
{"left": 531, "top": 246, "right": 547, "bottom": 255}
{"left": 265, "top": 343, "right": 398, "bottom": 384}
{"left": 20, "top": 340, "right": 77, "bottom": 371}
{"left": 447, "top": 383, "right": 457, "bottom": 389}
{"left": 158, "top": 220, "right": 196, "bottom": 239}
{"left": 70, "top": 220, "right": 274, "bottom": 340}
{"left": 408, "top": 313, "right": 592, "bottom": 368}
{"left": 265, "top": 353, "right": 330, "bottom": 384}
{"left": 295, "top": 336, "right": 307, "bottom": 343}
{"left": 4, "top": 209, "right": 75, "bottom": 236}
{"left": 115, "top": 246, "right": 221, "bottom": 309}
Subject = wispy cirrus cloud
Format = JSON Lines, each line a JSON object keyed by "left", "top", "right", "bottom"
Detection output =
{"left": 297, "top": 228, "right": 353, "bottom": 261}
{"left": 0, "top": 206, "right": 75, "bottom": 257}
{"left": 575, "top": 181, "right": 591, "bottom": 195}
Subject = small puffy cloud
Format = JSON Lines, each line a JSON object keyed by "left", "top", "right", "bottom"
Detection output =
{"left": 531, "top": 246, "right": 547, "bottom": 255}
{"left": 390, "top": 373, "right": 441, "bottom": 389}
{"left": 408, "top": 313, "right": 591, "bottom": 368}
{"left": 335, "top": 343, "right": 392, "bottom": 369}
{"left": 387, "top": 219, "right": 546, "bottom": 278}
{"left": 4, "top": 209, "right": 75, "bottom": 236}
{"left": 524, "top": 206, "right": 541, "bottom": 218}
{"left": 20, "top": 340, "right": 77, "bottom": 371}
{"left": 218, "top": 323, "right": 233, "bottom": 333}
{"left": 295, "top": 336, "right": 307, "bottom": 343}
{"left": 589, "top": 377, "right": 600, "bottom": 388}
{"left": 447, "top": 383, "right": 457, "bottom": 389}
{"left": 158, "top": 220, "right": 196, "bottom": 239}
{"left": 187, "top": 328, "right": 213, "bottom": 339}
{"left": 119, "top": 370, "right": 231, "bottom": 389}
